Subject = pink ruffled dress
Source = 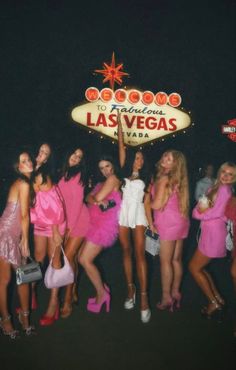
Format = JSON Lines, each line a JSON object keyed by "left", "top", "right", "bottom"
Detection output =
{"left": 152, "top": 186, "right": 190, "bottom": 241}
{"left": 30, "top": 185, "right": 66, "bottom": 237}
{"left": 85, "top": 183, "right": 122, "bottom": 248}
{"left": 192, "top": 184, "right": 232, "bottom": 258}
{"left": 58, "top": 173, "right": 90, "bottom": 237}
{"left": 0, "top": 201, "right": 22, "bottom": 266}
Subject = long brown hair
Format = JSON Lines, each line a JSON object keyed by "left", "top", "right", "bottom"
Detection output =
{"left": 155, "top": 150, "right": 189, "bottom": 217}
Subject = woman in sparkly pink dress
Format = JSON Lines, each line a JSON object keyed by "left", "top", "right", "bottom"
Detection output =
{"left": 79, "top": 155, "right": 121, "bottom": 314}
{"left": 58, "top": 147, "right": 90, "bottom": 318}
{"left": 151, "top": 150, "right": 190, "bottom": 311}
{"left": 189, "top": 162, "right": 236, "bottom": 320}
{"left": 0, "top": 150, "right": 35, "bottom": 339}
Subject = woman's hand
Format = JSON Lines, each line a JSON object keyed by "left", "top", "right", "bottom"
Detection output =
{"left": 19, "top": 238, "right": 30, "bottom": 258}
{"left": 149, "top": 223, "right": 158, "bottom": 236}
{"left": 52, "top": 226, "right": 63, "bottom": 247}
{"left": 64, "top": 228, "right": 71, "bottom": 243}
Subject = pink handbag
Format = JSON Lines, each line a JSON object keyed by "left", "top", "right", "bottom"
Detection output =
{"left": 44, "top": 246, "right": 74, "bottom": 289}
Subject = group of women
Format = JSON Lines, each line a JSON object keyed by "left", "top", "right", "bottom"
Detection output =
{"left": 0, "top": 112, "right": 236, "bottom": 339}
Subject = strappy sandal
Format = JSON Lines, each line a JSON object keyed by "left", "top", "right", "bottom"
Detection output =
{"left": 60, "top": 303, "right": 73, "bottom": 319}
{"left": 0, "top": 315, "right": 20, "bottom": 339}
{"left": 17, "top": 310, "right": 36, "bottom": 336}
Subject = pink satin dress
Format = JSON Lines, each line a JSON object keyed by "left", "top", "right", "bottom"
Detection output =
{"left": 192, "top": 184, "right": 232, "bottom": 258}
{"left": 152, "top": 186, "right": 190, "bottom": 241}
{"left": 30, "top": 185, "right": 66, "bottom": 237}
{"left": 0, "top": 201, "right": 22, "bottom": 266}
{"left": 58, "top": 173, "right": 90, "bottom": 237}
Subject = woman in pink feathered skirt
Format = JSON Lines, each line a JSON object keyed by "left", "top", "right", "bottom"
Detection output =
{"left": 79, "top": 155, "right": 121, "bottom": 314}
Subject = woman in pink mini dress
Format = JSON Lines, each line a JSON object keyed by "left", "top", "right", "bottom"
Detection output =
{"left": 79, "top": 155, "right": 121, "bottom": 313}
{"left": 189, "top": 162, "right": 236, "bottom": 320}
{"left": 30, "top": 143, "right": 66, "bottom": 326}
{"left": 58, "top": 147, "right": 90, "bottom": 318}
{"left": 151, "top": 150, "right": 190, "bottom": 311}
{"left": 0, "top": 150, "right": 35, "bottom": 338}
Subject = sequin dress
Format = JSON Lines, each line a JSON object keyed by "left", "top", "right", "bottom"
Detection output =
{"left": 0, "top": 201, "right": 22, "bottom": 266}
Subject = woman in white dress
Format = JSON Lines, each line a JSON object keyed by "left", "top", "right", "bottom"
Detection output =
{"left": 117, "top": 111, "right": 152, "bottom": 323}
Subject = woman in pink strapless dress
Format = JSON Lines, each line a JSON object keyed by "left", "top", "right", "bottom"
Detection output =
{"left": 30, "top": 143, "right": 66, "bottom": 326}
{"left": 79, "top": 155, "right": 121, "bottom": 314}
{"left": 0, "top": 150, "right": 35, "bottom": 338}
{"left": 151, "top": 150, "right": 190, "bottom": 311}
{"left": 189, "top": 162, "right": 236, "bottom": 320}
{"left": 58, "top": 147, "right": 90, "bottom": 318}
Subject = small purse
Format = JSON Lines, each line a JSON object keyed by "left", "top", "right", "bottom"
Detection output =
{"left": 44, "top": 245, "right": 74, "bottom": 289}
{"left": 145, "top": 228, "right": 160, "bottom": 256}
{"left": 16, "top": 257, "right": 42, "bottom": 285}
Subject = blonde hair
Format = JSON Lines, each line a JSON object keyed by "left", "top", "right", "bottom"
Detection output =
{"left": 155, "top": 150, "right": 189, "bottom": 217}
{"left": 207, "top": 162, "right": 236, "bottom": 205}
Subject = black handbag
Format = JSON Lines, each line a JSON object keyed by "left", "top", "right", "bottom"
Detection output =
{"left": 16, "top": 257, "right": 42, "bottom": 285}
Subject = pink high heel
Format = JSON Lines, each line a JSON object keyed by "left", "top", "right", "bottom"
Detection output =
{"left": 87, "top": 290, "right": 111, "bottom": 313}
{"left": 172, "top": 292, "right": 182, "bottom": 309}
{"left": 87, "top": 284, "right": 110, "bottom": 304}
{"left": 156, "top": 299, "right": 174, "bottom": 312}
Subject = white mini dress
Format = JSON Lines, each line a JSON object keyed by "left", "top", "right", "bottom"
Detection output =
{"left": 119, "top": 178, "right": 148, "bottom": 228}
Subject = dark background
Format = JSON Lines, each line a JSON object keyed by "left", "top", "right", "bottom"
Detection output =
{"left": 0, "top": 0, "right": 235, "bottom": 175}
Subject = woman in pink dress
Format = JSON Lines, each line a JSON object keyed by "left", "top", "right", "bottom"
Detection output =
{"left": 30, "top": 143, "right": 66, "bottom": 326}
{"left": 79, "top": 155, "right": 121, "bottom": 313}
{"left": 151, "top": 150, "right": 190, "bottom": 311}
{"left": 0, "top": 150, "right": 35, "bottom": 338}
{"left": 189, "top": 162, "right": 236, "bottom": 320}
{"left": 58, "top": 147, "right": 90, "bottom": 318}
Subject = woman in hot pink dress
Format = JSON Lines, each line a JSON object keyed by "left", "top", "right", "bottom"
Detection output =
{"left": 79, "top": 155, "right": 121, "bottom": 313}
{"left": 0, "top": 150, "right": 35, "bottom": 338}
{"left": 30, "top": 143, "right": 66, "bottom": 326}
{"left": 189, "top": 162, "right": 236, "bottom": 320}
{"left": 151, "top": 150, "right": 190, "bottom": 311}
{"left": 58, "top": 147, "right": 90, "bottom": 318}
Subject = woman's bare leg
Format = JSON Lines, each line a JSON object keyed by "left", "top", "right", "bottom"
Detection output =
{"left": 132, "top": 225, "right": 149, "bottom": 310}
{"left": 119, "top": 226, "right": 135, "bottom": 299}
{"left": 0, "top": 259, "right": 14, "bottom": 333}
{"left": 79, "top": 242, "right": 104, "bottom": 302}
{"left": 159, "top": 240, "right": 176, "bottom": 304}
{"left": 61, "top": 236, "right": 83, "bottom": 313}
{"left": 171, "top": 240, "right": 183, "bottom": 296}
{"left": 32, "top": 235, "right": 48, "bottom": 304}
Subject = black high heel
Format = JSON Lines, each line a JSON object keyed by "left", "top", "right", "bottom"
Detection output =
{"left": 201, "top": 299, "right": 224, "bottom": 323}
{"left": 0, "top": 315, "right": 20, "bottom": 339}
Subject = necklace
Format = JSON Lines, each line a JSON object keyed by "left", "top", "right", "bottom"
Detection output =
{"left": 131, "top": 171, "right": 139, "bottom": 179}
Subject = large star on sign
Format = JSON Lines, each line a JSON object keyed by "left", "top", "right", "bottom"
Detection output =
{"left": 94, "top": 52, "right": 129, "bottom": 91}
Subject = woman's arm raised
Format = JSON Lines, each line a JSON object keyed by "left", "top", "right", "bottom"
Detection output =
{"left": 117, "top": 111, "right": 126, "bottom": 168}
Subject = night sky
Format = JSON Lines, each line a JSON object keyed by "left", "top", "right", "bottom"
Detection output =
{"left": 0, "top": 0, "right": 235, "bottom": 174}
